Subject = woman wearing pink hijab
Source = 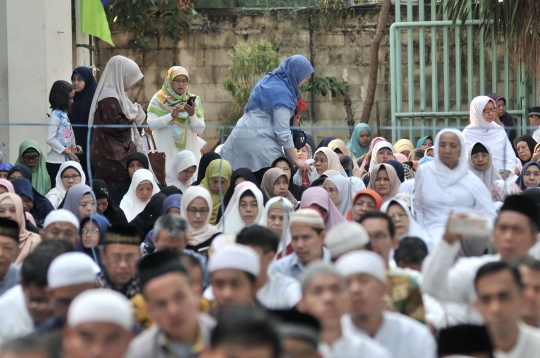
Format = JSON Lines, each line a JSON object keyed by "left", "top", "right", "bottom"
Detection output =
{"left": 360, "top": 137, "right": 386, "bottom": 172}
{"left": 299, "top": 186, "right": 346, "bottom": 231}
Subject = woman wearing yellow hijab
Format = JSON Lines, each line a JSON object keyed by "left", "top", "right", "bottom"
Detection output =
{"left": 199, "top": 159, "right": 233, "bottom": 225}
{"left": 393, "top": 139, "right": 414, "bottom": 157}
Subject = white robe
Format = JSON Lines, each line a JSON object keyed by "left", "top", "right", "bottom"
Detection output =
{"left": 318, "top": 331, "right": 391, "bottom": 358}
{"left": 494, "top": 323, "right": 540, "bottom": 358}
{"left": 0, "top": 285, "right": 34, "bottom": 346}
{"left": 256, "top": 274, "right": 302, "bottom": 310}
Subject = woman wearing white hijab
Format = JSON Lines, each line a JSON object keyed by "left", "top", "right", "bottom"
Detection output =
{"left": 462, "top": 96, "right": 520, "bottom": 179}
{"left": 165, "top": 151, "right": 197, "bottom": 193}
{"left": 323, "top": 174, "right": 352, "bottom": 217}
{"left": 413, "top": 129, "right": 495, "bottom": 248}
{"left": 259, "top": 196, "right": 294, "bottom": 258}
{"left": 381, "top": 199, "right": 432, "bottom": 250}
{"left": 88, "top": 56, "right": 147, "bottom": 190}
{"left": 119, "top": 169, "right": 160, "bottom": 221}
{"left": 45, "top": 161, "right": 86, "bottom": 209}
{"left": 181, "top": 186, "right": 220, "bottom": 251}
{"left": 217, "top": 182, "right": 264, "bottom": 236}
{"left": 293, "top": 147, "right": 347, "bottom": 185}
{"left": 467, "top": 142, "right": 502, "bottom": 190}
{"left": 369, "top": 141, "right": 395, "bottom": 170}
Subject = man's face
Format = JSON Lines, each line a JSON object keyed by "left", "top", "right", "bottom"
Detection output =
{"left": 201, "top": 344, "right": 275, "bottom": 358}
{"left": 100, "top": 244, "right": 140, "bottom": 288}
{"left": 0, "top": 235, "right": 17, "bottom": 280}
{"left": 361, "top": 218, "right": 397, "bottom": 266}
{"left": 474, "top": 270, "right": 522, "bottom": 338}
{"left": 282, "top": 338, "right": 320, "bottom": 358}
{"left": 153, "top": 230, "right": 186, "bottom": 253}
{"left": 290, "top": 226, "right": 324, "bottom": 266}
{"left": 493, "top": 212, "right": 537, "bottom": 261}
{"left": 346, "top": 273, "right": 386, "bottom": 319}
{"left": 144, "top": 272, "right": 199, "bottom": 341}
{"left": 23, "top": 283, "right": 54, "bottom": 326}
{"left": 42, "top": 222, "right": 78, "bottom": 248}
{"left": 519, "top": 265, "right": 540, "bottom": 326}
{"left": 210, "top": 269, "right": 255, "bottom": 309}
{"left": 299, "top": 273, "right": 347, "bottom": 327}
{"left": 47, "top": 283, "right": 95, "bottom": 323}
{"left": 63, "top": 322, "right": 132, "bottom": 358}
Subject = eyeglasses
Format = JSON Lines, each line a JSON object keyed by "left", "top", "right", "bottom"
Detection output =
{"left": 187, "top": 207, "right": 209, "bottom": 215}
{"left": 61, "top": 174, "right": 81, "bottom": 181}
{"left": 172, "top": 79, "right": 188, "bottom": 85}
{"left": 107, "top": 254, "right": 139, "bottom": 265}
{"left": 483, "top": 108, "right": 497, "bottom": 113}
{"left": 81, "top": 228, "right": 100, "bottom": 234}
{"left": 471, "top": 153, "right": 490, "bottom": 160}
{"left": 29, "top": 300, "right": 51, "bottom": 310}
{"left": 22, "top": 155, "right": 39, "bottom": 162}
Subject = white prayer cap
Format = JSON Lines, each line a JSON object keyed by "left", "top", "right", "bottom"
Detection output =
{"left": 208, "top": 243, "right": 260, "bottom": 277}
{"left": 67, "top": 289, "right": 133, "bottom": 331}
{"left": 325, "top": 222, "right": 369, "bottom": 260}
{"left": 290, "top": 209, "right": 325, "bottom": 230}
{"left": 335, "top": 250, "right": 387, "bottom": 283}
{"left": 48, "top": 252, "right": 100, "bottom": 289}
{"left": 44, "top": 209, "right": 80, "bottom": 230}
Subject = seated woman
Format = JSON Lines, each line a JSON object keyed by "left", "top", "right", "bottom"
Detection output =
{"left": 323, "top": 174, "right": 352, "bottom": 217}
{"left": 12, "top": 178, "right": 54, "bottom": 228}
{"left": 271, "top": 157, "right": 306, "bottom": 201}
{"left": 515, "top": 135, "right": 537, "bottom": 166}
{"left": 110, "top": 153, "right": 149, "bottom": 206}
{"left": 15, "top": 140, "right": 50, "bottom": 196}
{"left": 381, "top": 199, "right": 432, "bottom": 249}
{"left": 413, "top": 129, "right": 495, "bottom": 248}
{"left": 515, "top": 162, "right": 540, "bottom": 190}
{"left": 0, "top": 193, "right": 41, "bottom": 264}
{"left": 76, "top": 214, "right": 111, "bottom": 271}
{"left": 367, "top": 163, "right": 401, "bottom": 201}
{"left": 294, "top": 147, "right": 346, "bottom": 186}
{"left": 141, "top": 193, "right": 182, "bottom": 254}
{"left": 393, "top": 139, "right": 414, "bottom": 158}
{"left": 7, "top": 165, "right": 32, "bottom": 181}
{"left": 45, "top": 161, "right": 85, "bottom": 209}
{"left": 0, "top": 179, "right": 39, "bottom": 232}
{"left": 467, "top": 142, "right": 502, "bottom": 190}
{"left": 0, "top": 163, "right": 13, "bottom": 179}
{"left": 165, "top": 151, "right": 198, "bottom": 193}
{"left": 261, "top": 168, "right": 299, "bottom": 208}
{"left": 199, "top": 159, "right": 232, "bottom": 225}
{"left": 416, "top": 136, "right": 433, "bottom": 150}
{"left": 347, "top": 123, "right": 372, "bottom": 159}
{"left": 218, "top": 182, "right": 264, "bottom": 236}
{"left": 91, "top": 179, "right": 127, "bottom": 226}
{"left": 120, "top": 169, "right": 160, "bottom": 222}
{"left": 296, "top": 143, "right": 314, "bottom": 188}
{"left": 348, "top": 189, "right": 382, "bottom": 222}
{"left": 62, "top": 184, "right": 97, "bottom": 221}
{"left": 181, "top": 186, "right": 220, "bottom": 254}
{"left": 299, "top": 187, "right": 345, "bottom": 231}
{"left": 259, "top": 197, "right": 294, "bottom": 258}
{"left": 328, "top": 139, "right": 362, "bottom": 177}
{"left": 362, "top": 141, "right": 395, "bottom": 186}
{"left": 407, "top": 149, "right": 424, "bottom": 176}
{"left": 217, "top": 168, "right": 264, "bottom": 224}
{"left": 0, "top": 180, "right": 13, "bottom": 195}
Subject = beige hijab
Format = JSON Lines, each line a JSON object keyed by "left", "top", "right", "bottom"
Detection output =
{"left": 261, "top": 168, "right": 298, "bottom": 207}
{"left": 367, "top": 163, "right": 401, "bottom": 201}
{"left": 328, "top": 139, "right": 362, "bottom": 177}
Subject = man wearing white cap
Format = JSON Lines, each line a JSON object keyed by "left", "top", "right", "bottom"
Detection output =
{"left": 63, "top": 289, "right": 134, "bottom": 358}
{"left": 297, "top": 260, "right": 391, "bottom": 358}
{"left": 208, "top": 243, "right": 260, "bottom": 311}
{"left": 41, "top": 209, "right": 80, "bottom": 249}
{"left": 336, "top": 251, "right": 436, "bottom": 358}
{"left": 269, "top": 209, "right": 331, "bottom": 280}
{"left": 324, "top": 222, "right": 369, "bottom": 261}
{"left": 33, "top": 252, "right": 98, "bottom": 334}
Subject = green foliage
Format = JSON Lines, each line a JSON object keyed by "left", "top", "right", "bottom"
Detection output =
{"left": 301, "top": 76, "right": 348, "bottom": 97}
{"left": 222, "top": 40, "right": 280, "bottom": 109}
{"left": 106, "top": 0, "right": 198, "bottom": 51}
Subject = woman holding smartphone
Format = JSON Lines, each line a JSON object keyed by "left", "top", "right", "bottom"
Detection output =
{"left": 147, "top": 66, "right": 205, "bottom": 174}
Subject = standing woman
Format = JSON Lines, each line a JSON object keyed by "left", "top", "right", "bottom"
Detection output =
{"left": 15, "top": 140, "right": 50, "bottom": 196}
{"left": 346, "top": 123, "right": 372, "bottom": 159}
{"left": 88, "top": 55, "right": 146, "bottom": 190}
{"left": 515, "top": 135, "right": 537, "bottom": 166}
{"left": 147, "top": 66, "right": 205, "bottom": 165}
{"left": 487, "top": 93, "right": 516, "bottom": 144}
{"left": 220, "top": 55, "right": 314, "bottom": 180}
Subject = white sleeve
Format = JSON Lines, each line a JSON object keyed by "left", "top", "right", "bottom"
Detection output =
{"left": 147, "top": 111, "right": 172, "bottom": 129}
{"left": 412, "top": 167, "right": 426, "bottom": 228}
{"left": 189, "top": 114, "right": 205, "bottom": 135}
{"left": 45, "top": 113, "right": 66, "bottom": 155}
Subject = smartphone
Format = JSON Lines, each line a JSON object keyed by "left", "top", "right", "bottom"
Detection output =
{"left": 186, "top": 95, "right": 197, "bottom": 106}
{"left": 448, "top": 213, "right": 490, "bottom": 237}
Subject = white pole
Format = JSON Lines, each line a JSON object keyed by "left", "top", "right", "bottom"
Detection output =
{"left": 75, "top": 0, "right": 91, "bottom": 67}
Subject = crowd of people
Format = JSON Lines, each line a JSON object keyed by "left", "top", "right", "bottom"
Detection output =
{"left": 1, "top": 52, "right": 540, "bottom": 358}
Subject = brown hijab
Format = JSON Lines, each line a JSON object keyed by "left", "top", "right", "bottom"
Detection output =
{"left": 260, "top": 168, "right": 298, "bottom": 207}
{"left": 367, "top": 164, "right": 401, "bottom": 201}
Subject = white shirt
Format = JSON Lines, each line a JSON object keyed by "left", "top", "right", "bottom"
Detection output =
{"left": 421, "top": 239, "right": 499, "bottom": 324}
{"left": 256, "top": 274, "right": 301, "bottom": 310}
{"left": 495, "top": 323, "right": 540, "bottom": 358}
{"left": 318, "top": 331, "right": 391, "bottom": 358}
{"left": 342, "top": 311, "right": 436, "bottom": 358}
{"left": 533, "top": 128, "right": 540, "bottom": 143}
{"left": 0, "top": 285, "right": 34, "bottom": 347}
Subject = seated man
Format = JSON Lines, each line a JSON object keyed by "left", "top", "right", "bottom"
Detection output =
{"left": 271, "top": 309, "right": 322, "bottom": 358}
{"left": 324, "top": 222, "right": 369, "bottom": 261}
{"left": 336, "top": 250, "right": 436, "bottom": 358}
{"left": 41, "top": 209, "right": 79, "bottom": 249}
{"left": 97, "top": 224, "right": 141, "bottom": 299}
{"left": 393, "top": 236, "right": 428, "bottom": 272}
{"left": 518, "top": 257, "right": 540, "bottom": 328}
{"left": 0, "top": 218, "right": 21, "bottom": 296}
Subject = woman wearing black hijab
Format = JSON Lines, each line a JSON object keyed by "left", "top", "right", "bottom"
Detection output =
{"left": 192, "top": 152, "right": 220, "bottom": 186}
{"left": 316, "top": 136, "right": 336, "bottom": 150}
{"left": 91, "top": 179, "right": 127, "bottom": 226}
{"left": 7, "top": 165, "right": 33, "bottom": 181}
{"left": 11, "top": 178, "right": 54, "bottom": 228}
{"left": 515, "top": 135, "right": 537, "bottom": 166}
{"left": 110, "top": 152, "right": 150, "bottom": 206}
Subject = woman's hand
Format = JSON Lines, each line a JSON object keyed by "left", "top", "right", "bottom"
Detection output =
{"left": 76, "top": 145, "right": 83, "bottom": 154}
{"left": 295, "top": 159, "right": 311, "bottom": 174}
{"left": 65, "top": 150, "right": 80, "bottom": 163}
{"left": 171, "top": 106, "right": 182, "bottom": 119}
{"left": 184, "top": 102, "right": 195, "bottom": 116}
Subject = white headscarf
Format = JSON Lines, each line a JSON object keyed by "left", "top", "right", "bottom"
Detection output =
{"left": 218, "top": 182, "right": 264, "bottom": 236}
{"left": 381, "top": 199, "right": 432, "bottom": 247}
{"left": 258, "top": 196, "right": 294, "bottom": 257}
{"left": 369, "top": 141, "right": 395, "bottom": 170}
{"left": 462, "top": 96, "right": 519, "bottom": 174}
{"left": 119, "top": 169, "right": 159, "bottom": 221}
{"left": 181, "top": 186, "right": 219, "bottom": 246}
{"left": 349, "top": 177, "right": 366, "bottom": 194}
{"left": 88, "top": 56, "right": 145, "bottom": 126}
{"left": 467, "top": 142, "right": 503, "bottom": 190}
{"left": 430, "top": 128, "right": 471, "bottom": 188}
{"left": 46, "top": 161, "right": 86, "bottom": 208}
{"left": 314, "top": 147, "right": 348, "bottom": 177}
{"left": 166, "top": 151, "right": 198, "bottom": 193}
{"left": 324, "top": 174, "right": 352, "bottom": 217}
